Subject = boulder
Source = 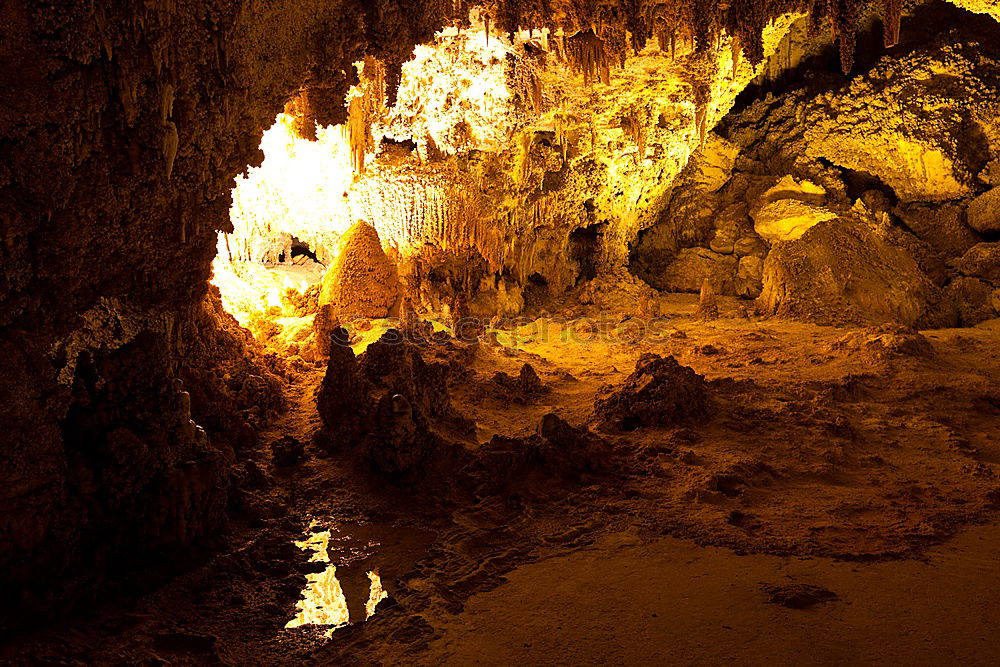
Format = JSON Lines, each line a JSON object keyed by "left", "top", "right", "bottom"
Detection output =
{"left": 945, "top": 277, "right": 997, "bottom": 326}
{"left": 953, "top": 242, "right": 1000, "bottom": 287}
{"left": 830, "top": 324, "right": 933, "bottom": 360}
{"left": 758, "top": 175, "right": 827, "bottom": 207}
{"left": 316, "top": 330, "right": 473, "bottom": 474}
{"left": 967, "top": 188, "right": 1000, "bottom": 234}
{"left": 757, "top": 218, "right": 957, "bottom": 328}
{"left": 709, "top": 229, "right": 736, "bottom": 254}
{"left": 894, "top": 202, "right": 980, "bottom": 258}
{"left": 734, "top": 235, "right": 768, "bottom": 258}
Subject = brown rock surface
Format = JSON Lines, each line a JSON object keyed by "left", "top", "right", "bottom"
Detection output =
{"left": 757, "top": 219, "right": 957, "bottom": 328}
{"left": 967, "top": 188, "right": 1000, "bottom": 234}
{"left": 594, "top": 354, "right": 708, "bottom": 431}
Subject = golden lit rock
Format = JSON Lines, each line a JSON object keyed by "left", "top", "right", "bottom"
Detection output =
{"left": 318, "top": 221, "right": 401, "bottom": 321}
{"left": 752, "top": 199, "right": 838, "bottom": 242}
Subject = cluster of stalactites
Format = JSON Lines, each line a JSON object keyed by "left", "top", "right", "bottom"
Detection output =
{"left": 566, "top": 29, "right": 612, "bottom": 84}
{"left": 466, "top": 0, "right": 913, "bottom": 78}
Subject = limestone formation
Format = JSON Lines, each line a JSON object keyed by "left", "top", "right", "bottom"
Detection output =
{"left": 967, "top": 188, "right": 1000, "bottom": 234}
{"left": 594, "top": 354, "right": 709, "bottom": 431}
{"left": 316, "top": 221, "right": 401, "bottom": 350}
{"left": 757, "top": 218, "right": 957, "bottom": 328}
{"left": 803, "top": 41, "right": 1000, "bottom": 202}
{"left": 752, "top": 199, "right": 839, "bottom": 242}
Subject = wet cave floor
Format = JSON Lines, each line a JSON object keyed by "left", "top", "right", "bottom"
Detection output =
{"left": 6, "top": 294, "right": 1000, "bottom": 666}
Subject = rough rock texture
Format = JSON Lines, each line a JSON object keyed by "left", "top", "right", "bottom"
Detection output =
{"left": 895, "top": 202, "right": 981, "bottom": 258}
{"left": 634, "top": 14, "right": 1000, "bottom": 318}
{"left": 0, "top": 0, "right": 453, "bottom": 628}
{"left": 945, "top": 276, "right": 999, "bottom": 325}
{"left": 318, "top": 221, "right": 401, "bottom": 320}
{"left": 4, "top": 0, "right": 999, "bottom": 635}
{"left": 949, "top": 0, "right": 1000, "bottom": 21}
{"left": 803, "top": 39, "right": 1000, "bottom": 202}
{"left": 655, "top": 248, "right": 740, "bottom": 294}
{"left": 467, "top": 413, "right": 611, "bottom": 497}
{"left": 966, "top": 188, "right": 1000, "bottom": 234}
{"left": 239, "top": 13, "right": 810, "bottom": 317}
{"left": 830, "top": 324, "right": 934, "bottom": 361}
{"left": 735, "top": 255, "right": 766, "bottom": 299}
{"left": 757, "top": 218, "right": 957, "bottom": 328}
{"left": 952, "top": 242, "right": 1000, "bottom": 287}
{"left": 317, "top": 330, "right": 474, "bottom": 475}
{"left": 753, "top": 198, "right": 839, "bottom": 242}
{"left": 594, "top": 354, "right": 708, "bottom": 431}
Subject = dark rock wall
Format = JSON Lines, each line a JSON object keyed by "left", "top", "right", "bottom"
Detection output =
{"left": 0, "top": 0, "right": 449, "bottom": 631}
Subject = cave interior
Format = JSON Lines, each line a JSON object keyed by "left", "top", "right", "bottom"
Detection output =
{"left": 2, "top": 0, "right": 1000, "bottom": 664}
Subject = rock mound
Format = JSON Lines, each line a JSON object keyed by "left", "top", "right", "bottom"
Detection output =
{"left": 830, "top": 324, "right": 934, "bottom": 360}
{"left": 594, "top": 354, "right": 708, "bottom": 430}
{"left": 317, "top": 220, "right": 400, "bottom": 321}
{"left": 316, "top": 328, "right": 473, "bottom": 475}
{"left": 466, "top": 414, "right": 611, "bottom": 496}
{"left": 757, "top": 219, "right": 957, "bottom": 328}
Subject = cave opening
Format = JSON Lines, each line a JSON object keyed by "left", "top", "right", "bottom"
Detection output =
{"left": 5, "top": 0, "right": 1000, "bottom": 663}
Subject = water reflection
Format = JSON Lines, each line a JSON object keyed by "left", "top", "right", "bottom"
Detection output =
{"left": 285, "top": 527, "right": 389, "bottom": 637}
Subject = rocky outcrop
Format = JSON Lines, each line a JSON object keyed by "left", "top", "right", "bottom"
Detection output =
{"left": 757, "top": 218, "right": 958, "bottom": 328}
{"left": 594, "top": 354, "right": 708, "bottom": 431}
{"left": 803, "top": 40, "right": 1000, "bottom": 202}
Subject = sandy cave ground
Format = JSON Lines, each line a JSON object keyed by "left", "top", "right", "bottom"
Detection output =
{"left": 4, "top": 292, "right": 1000, "bottom": 665}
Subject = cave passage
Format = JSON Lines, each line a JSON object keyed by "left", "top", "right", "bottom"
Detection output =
{"left": 3, "top": 1, "right": 1000, "bottom": 664}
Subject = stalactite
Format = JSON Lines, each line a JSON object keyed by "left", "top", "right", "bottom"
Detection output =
{"left": 346, "top": 57, "right": 387, "bottom": 176}
{"left": 385, "top": 60, "right": 404, "bottom": 108}
{"left": 621, "top": 108, "right": 646, "bottom": 164}
{"left": 836, "top": 0, "right": 858, "bottom": 75}
{"left": 883, "top": 0, "right": 902, "bottom": 48}
{"left": 567, "top": 29, "right": 610, "bottom": 86}
{"left": 623, "top": 0, "right": 647, "bottom": 53}
{"left": 731, "top": 35, "right": 741, "bottom": 79}
{"left": 162, "top": 121, "right": 178, "bottom": 179}
{"left": 693, "top": 81, "right": 710, "bottom": 148}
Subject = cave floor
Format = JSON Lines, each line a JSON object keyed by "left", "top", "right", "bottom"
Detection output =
{"left": 5, "top": 294, "right": 1000, "bottom": 665}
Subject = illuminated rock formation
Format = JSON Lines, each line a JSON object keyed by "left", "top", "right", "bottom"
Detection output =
{"left": 803, "top": 40, "right": 1000, "bottom": 202}
{"left": 758, "top": 217, "right": 958, "bottom": 328}
{"left": 318, "top": 221, "right": 401, "bottom": 320}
